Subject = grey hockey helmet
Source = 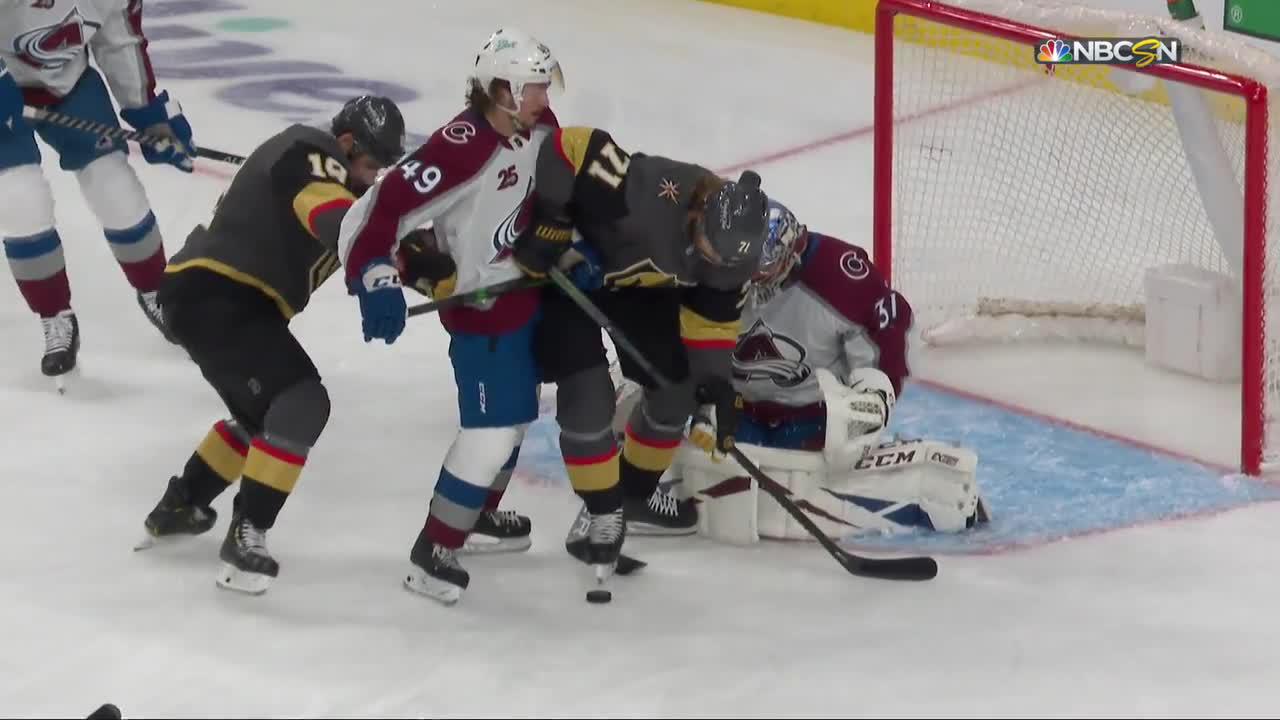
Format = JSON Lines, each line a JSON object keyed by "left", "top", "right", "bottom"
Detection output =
{"left": 331, "top": 95, "right": 406, "bottom": 166}
{"left": 698, "top": 170, "right": 769, "bottom": 269}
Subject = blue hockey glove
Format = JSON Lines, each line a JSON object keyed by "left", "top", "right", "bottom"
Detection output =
{"left": 350, "top": 259, "right": 407, "bottom": 344}
{"left": 564, "top": 241, "right": 604, "bottom": 291}
{"left": 119, "top": 90, "right": 196, "bottom": 172}
{"left": 0, "top": 60, "right": 23, "bottom": 139}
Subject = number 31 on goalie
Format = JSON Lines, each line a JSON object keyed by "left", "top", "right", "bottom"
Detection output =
{"left": 875, "top": 292, "right": 900, "bottom": 330}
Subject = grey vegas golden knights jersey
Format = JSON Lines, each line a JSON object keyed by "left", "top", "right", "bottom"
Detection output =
{"left": 534, "top": 127, "right": 756, "bottom": 295}
{"left": 165, "top": 124, "right": 358, "bottom": 319}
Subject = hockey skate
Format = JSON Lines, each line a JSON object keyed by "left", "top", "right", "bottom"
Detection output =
{"left": 564, "top": 505, "right": 627, "bottom": 589}
{"left": 461, "top": 509, "right": 532, "bottom": 554}
{"left": 624, "top": 486, "right": 697, "bottom": 536}
{"left": 565, "top": 503, "right": 647, "bottom": 575}
{"left": 404, "top": 533, "right": 470, "bottom": 606}
{"left": 136, "top": 290, "right": 178, "bottom": 344}
{"left": 134, "top": 475, "right": 219, "bottom": 551}
{"left": 216, "top": 509, "right": 278, "bottom": 595}
{"left": 40, "top": 310, "right": 79, "bottom": 394}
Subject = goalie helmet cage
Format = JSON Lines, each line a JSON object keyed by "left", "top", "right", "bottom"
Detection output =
{"left": 872, "top": 0, "right": 1273, "bottom": 475}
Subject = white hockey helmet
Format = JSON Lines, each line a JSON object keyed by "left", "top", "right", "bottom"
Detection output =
{"left": 472, "top": 28, "right": 564, "bottom": 114}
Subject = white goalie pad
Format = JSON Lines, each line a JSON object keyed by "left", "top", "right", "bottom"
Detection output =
{"left": 675, "top": 438, "right": 983, "bottom": 544}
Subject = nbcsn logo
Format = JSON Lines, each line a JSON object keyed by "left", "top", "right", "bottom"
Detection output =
{"left": 1035, "top": 37, "right": 1181, "bottom": 68}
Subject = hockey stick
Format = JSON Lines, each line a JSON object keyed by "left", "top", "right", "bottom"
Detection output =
{"left": 22, "top": 106, "right": 246, "bottom": 166}
{"left": 406, "top": 276, "right": 545, "bottom": 318}
{"left": 546, "top": 267, "right": 938, "bottom": 582}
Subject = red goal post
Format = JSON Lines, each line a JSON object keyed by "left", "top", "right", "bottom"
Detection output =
{"left": 872, "top": 0, "right": 1272, "bottom": 474}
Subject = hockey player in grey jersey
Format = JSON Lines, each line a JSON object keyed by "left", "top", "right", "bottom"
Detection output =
{"left": 512, "top": 126, "right": 769, "bottom": 573}
{"left": 135, "top": 96, "right": 406, "bottom": 594}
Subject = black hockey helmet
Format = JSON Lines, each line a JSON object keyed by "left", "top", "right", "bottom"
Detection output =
{"left": 698, "top": 170, "right": 769, "bottom": 268}
{"left": 331, "top": 95, "right": 406, "bottom": 166}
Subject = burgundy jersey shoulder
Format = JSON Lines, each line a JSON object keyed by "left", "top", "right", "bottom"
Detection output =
{"left": 341, "top": 110, "right": 504, "bottom": 281}
{"left": 406, "top": 109, "right": 506, "bottom": 180}
{"left": 795, "top": 233, "right": 891, "bottom": 326}
{"left": 796, "top": 232, "right": 914, "bottom": 394}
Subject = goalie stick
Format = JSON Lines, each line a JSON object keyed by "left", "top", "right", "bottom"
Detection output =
{"left": 546, "top": 267, "right": 938, "bottom": 582}
{"left": 22, "top": 106, "right": 246, "bottom": 166}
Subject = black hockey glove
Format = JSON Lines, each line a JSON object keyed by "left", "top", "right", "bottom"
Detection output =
{"left": 690, "top": 377, "right": 743, "bottom": 457}
{"left": 512, "top": 215, "right": 574, "bottom": 278}
{"left": 397, "top": 229, "right": 457, "bottom": 299}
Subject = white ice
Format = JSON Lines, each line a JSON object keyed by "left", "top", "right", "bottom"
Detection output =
{"left": 1, "top": 0, "right": 1278, "bottom": 717}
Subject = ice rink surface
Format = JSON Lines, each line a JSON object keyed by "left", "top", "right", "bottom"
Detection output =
{"left": 2, "top": 0, "right": 1279, "bottom": 716}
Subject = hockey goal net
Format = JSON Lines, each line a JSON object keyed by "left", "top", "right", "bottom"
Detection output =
{"left": 875, "top": 0, "right": 1277, "bottom": 474}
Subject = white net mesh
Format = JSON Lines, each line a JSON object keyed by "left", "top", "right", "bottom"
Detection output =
{"left": 883, "top": 0, "right": 1280, "bottom": 471}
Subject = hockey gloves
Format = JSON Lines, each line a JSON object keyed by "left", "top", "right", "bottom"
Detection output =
{"left": 689, "top": 376, "right": 743, "bottom": 459}
{"left": 0, "top": 60, "right": 22, "bottom": 139}
{"left": 562, "top": 241, "right": 604, "bottom": 291}
{"left": 351, "top": 259, "right": 407, "bottom": 344}
{"left": 120, "top": 90, "right": 196, "bottom": 173}
{"left": 512, "top": 215, "right": 573, "bottom": 278}
{"left": 397, "top": 229, "right": 457, "bottom": 299}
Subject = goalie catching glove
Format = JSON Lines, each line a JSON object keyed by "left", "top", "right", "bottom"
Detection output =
{"left": 397, "top": 228, "right": 457, "bottom": 299}
{"left": 688, "top": 377, "right": 744, "bottom": 458}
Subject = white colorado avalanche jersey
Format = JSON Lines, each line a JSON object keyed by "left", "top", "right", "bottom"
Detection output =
{"left": 339, "top": 108, "right": 559, "bottom": 335}
{"left": 731, "top": 233, "right": 914, "bottom": 406}
{"left": 1, "top": 0, "right": 156, "bottom": 108}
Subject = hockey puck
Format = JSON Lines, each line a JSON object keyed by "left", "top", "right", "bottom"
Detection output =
{"left": 585, "top": 589, "right": 612, "bottom": 604}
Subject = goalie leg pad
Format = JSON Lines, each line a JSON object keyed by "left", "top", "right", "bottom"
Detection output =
{"left": 675, "top": 439, "right": 985, "bottom": 543}
{"left": 816, "top": 440, "right": 982, "bottom": 535}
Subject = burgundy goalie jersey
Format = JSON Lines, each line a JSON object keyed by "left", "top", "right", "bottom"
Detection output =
{"left": 732, "top": 233, "right": 913, "bottom": 408}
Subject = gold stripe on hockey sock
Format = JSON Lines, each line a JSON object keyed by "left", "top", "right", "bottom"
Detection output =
{"left": 195, "top": 422, "right": 249, "bottom": 482}
{"left": 565, "top": 447, "right": 620, "bottom": 493}
{"left": 623, "top": 425, "right": 680, "bottom": 473}
{"left": 242, "top": 438, "right": 305, "bottom": 494}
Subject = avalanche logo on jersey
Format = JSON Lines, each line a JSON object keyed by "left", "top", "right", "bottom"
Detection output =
{"left": 490, "top": 177, "right": 534, "bottom": 263}
{"left": 13, "top": 7, "right": 92, "bottom": 70}
{"left": 732, "top": 318, "right": 811, "bottom": 387}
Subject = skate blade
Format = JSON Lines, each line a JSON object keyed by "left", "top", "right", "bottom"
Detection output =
{"left": 625, "top": 521, "right": 697, "bottom": 537}
{"left": 403, "top": 566, "right": 462, "bottom": 606}
{"left": 50, "top": 365, "right": 81, "bottom": 395}
{"left": 132, "top": 531, "right": 162, "bottom": 552}
{"left": 216, "top": 563, "right": 273, "bottom": 595}
{"left": 460, "top": 534, "right": 532, "bottom": 555}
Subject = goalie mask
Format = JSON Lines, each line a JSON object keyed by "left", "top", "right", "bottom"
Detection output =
{"left": 749, "top": 199, "right": 808, "bottom": 307}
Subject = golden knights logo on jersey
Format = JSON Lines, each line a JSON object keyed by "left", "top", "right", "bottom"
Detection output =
{"left": 731, "top": 318, "right": 811, "bottom": 387}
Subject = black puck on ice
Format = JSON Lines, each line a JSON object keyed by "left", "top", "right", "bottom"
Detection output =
{"left": 586, "top": 589, "right": 612, "bottom": 604}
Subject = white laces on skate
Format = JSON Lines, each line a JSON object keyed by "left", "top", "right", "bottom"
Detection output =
{"left": 432, "top": 543, "right": 463, "bottom": 569}
{"left": 41, "top": 312, "right": 74, "bottom": 353}
{"left": 588, "top": 510, "right": 624, "bottom": 544}
{"left": 139, "top": 291, "right": 163, "bottom": 322}
{"left": 237, "top": 519, "right": 270, "bottom": 557}
{"left": 487, "top": 510, "right": 522, "bottom": 528}
{"left": 647, "top": 489, "right": 681, "bottom": 518}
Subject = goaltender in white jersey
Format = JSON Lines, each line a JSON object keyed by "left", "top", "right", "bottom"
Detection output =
{"left": 617, "top": 199, "right": 988, "bottom": 543}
